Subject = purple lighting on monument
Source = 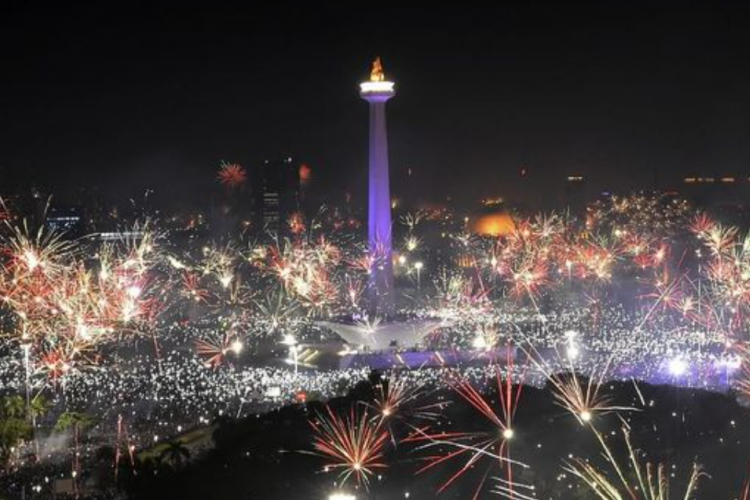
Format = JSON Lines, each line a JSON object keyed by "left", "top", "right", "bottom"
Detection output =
{"left": 360, "top": 57, "right": 396, "bottom": 315}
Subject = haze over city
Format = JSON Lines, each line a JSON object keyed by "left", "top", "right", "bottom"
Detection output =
{"left": 2, "top": 3, "right": 750, "bottom": 500}
{"left": 3, "top": 2, "right": 750, "bottom": 206}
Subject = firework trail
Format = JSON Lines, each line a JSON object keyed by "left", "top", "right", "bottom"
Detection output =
{"left": 406, "top": 348, "right": 531, "bottom": 500}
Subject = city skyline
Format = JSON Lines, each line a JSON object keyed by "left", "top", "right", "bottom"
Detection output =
{"left": 2, "top": 2, "right": 750, "bottom": 207}
{"left": 4, "top": 4, "right": 750, "bottom": 499}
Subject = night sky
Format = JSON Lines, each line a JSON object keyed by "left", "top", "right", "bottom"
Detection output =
{"left": 2, "top": 1, "right": 750, "bottom": 206}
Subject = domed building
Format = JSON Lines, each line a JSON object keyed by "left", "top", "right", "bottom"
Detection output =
{"left": 470, "top": 199, "right": 515, "bottom": 237}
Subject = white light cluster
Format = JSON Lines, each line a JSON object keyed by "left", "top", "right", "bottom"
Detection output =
{"left": 360, "top": 81, "right": 395, "bottom": 93}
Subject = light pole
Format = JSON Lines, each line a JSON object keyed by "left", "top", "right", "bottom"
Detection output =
{"left": 282, "top": 334, "right": 299, "bottom": 374}
{"left": 21, "top": 340, "right": 31, "bottom": 416}
{"left": 414, "top": 261, "right": 424, "bottom": 291}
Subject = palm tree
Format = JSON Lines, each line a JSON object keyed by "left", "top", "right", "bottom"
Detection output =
{"left": 0, "top": 417, "right": 31, "bottom": 471}
{"left": 55, "top": 411, "right": 96, "bottom": 495}
{"left": 2, "top": 395, "right": 25, "bottom": 419}
{"left": 159, "top": 440, "right": 191, "bottom": 469}
{"left": 27, "top": 394, "right": 49, "bottom": 456}
{"left": 0, "top": 396, "right": 32, "bottom": 471}
{"left": 28, "top": 395, "right": 49, "bottom": 421}
{"left": 55, "top": 411, "right": 95, "bottom": 434}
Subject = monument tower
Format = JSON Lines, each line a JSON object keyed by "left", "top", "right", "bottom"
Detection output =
{"left": 360, "top": 57, "right": 395, "bottom": 315}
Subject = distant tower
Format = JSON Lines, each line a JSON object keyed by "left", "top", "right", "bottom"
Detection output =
{"left": 360, "top": 57, "right": 396, "bottom": 315}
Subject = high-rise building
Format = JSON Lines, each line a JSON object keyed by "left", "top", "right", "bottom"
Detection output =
{"left": 564, "top": 175, "right": 588, "bottom": 218}
{"left": 252, "top": 157, "right": 301, "bottom": 234}
{"left": 360, "top": 57, "right": 396, "bottom": 315}
{"left": 681, "top": 174, "right": 749, "bottom": 209}
{"left": 45, "top": 205, "right": 84, "bottom": 238}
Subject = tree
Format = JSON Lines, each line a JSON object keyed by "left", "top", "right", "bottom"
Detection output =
{"left": 2, "top": 395, "right": 25, "bottom": 419}
{"left": 28, "top": 394, "right": 49, "bottom": 421}
{"left": 55, "top": 411, "right": 95, "bottom": 435}
{"left": 159, "top": 440, "right": 191, "bottom": 469}
{"left": 0, "top": 396, "right": 32, "bottom": 471}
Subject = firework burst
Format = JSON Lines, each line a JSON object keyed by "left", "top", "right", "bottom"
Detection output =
{"left": 525, "top": 338, "right": 635, "bottom": 426}
{"left": 194, "top": 333, "right": 243, "bottom": 368}
{"left": 217, "top": 162, "right": 247, "bottom": 189}
{"left": 566, "top": 427, "right": 705, "bottom": 500}
{"left": 367, "top": 375, "right": 447, "bottom": 448}
{"left": 406, "top": 355, "right": 530, "bottom": 500}
{"left": 309, "top": 405, "right": 389, "bottom": 488}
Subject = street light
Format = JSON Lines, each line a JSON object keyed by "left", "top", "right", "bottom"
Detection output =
{"left": 669, "top": 357, "right": 688, "bottom": 377}
{"left": 414, "top": 261, "right": 424, "bottom": 290}
{"left": 230, "top": 339, "right": 243, "bottom": 355}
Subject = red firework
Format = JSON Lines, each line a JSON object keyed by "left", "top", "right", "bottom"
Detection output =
{"left": 194, "top": 333, "right": 242, "bottom": 368}
{"left": 509, "top": 257, "right": 549, "bottom": 300}
{"left": 299, "top": 163, "right": 312, "bottom": 185}
{"left": 406, "top": 352, "right": 529, "bottom": 500}
{"left": 309, "top": 405, "right": 389, "bottom": 488}
{"left": 37, "top": 346, "right": 97, "bottom": 381}
{"left": 369, "top": 376, "right": 447, "bottom": 446}
{"left": 689, "top": 212, "right": 715, "bottom": 236}
{"left": 217, "top": 162, "right": 247, "bottom": 189}
{"left": 287, "top": 212, "right": 306, "bottom": 234}
{"left": 182, "top": 272, "right": 210, "bottom": 303}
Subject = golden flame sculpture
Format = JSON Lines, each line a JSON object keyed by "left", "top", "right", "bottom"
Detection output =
{"left": 370, "top": 57, "right": 385, "bottom": 82}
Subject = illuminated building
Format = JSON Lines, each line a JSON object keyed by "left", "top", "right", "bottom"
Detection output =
{"left": 564, "top": 174, "right": 587, "bottom": 217}
{"left": 45, "top": 205, "right": 84, "bottom": 238}
{"left": 252, "top": 157, "right": 301, "bottom": 234}
{"left": 681, "top": 173, "right": 749, "bottom": 210}
{"left": 361, "top": 57, "right": 396, "bottom": 315}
